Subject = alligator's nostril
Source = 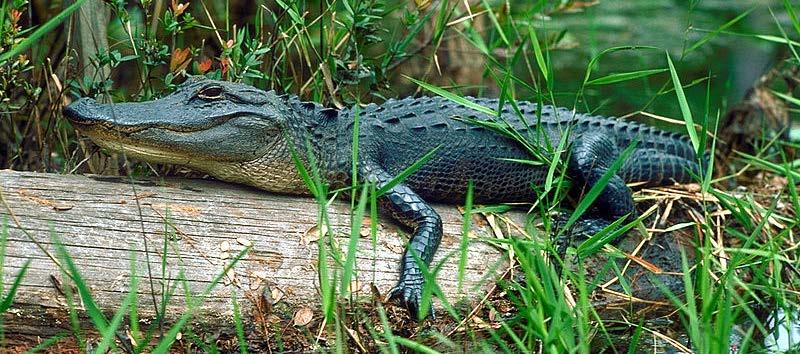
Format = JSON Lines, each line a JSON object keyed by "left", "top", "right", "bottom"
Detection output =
{"left": 63, "top": 97, "right": 100, "bottom": 124}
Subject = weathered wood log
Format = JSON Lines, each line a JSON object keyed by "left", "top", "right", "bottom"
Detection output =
{"left": 0, "top": 170, "right": 515, "bottom": 336}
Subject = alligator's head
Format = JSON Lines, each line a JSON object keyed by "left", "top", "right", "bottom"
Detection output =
{"left": 64, "top": 77, "right": 312, "bottom": 193}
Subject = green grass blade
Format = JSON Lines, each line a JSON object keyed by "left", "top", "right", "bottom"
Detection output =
{"left": 457, "top": 181, "right": 474, "bottom": 293}
{"left": 481, "top": 0, "right": 510, "bottom": 46}
{"left": 0, "top": 259, "right": 30, "bottom": 313}
{"left": 684, "top": 8, "right": 754, "bottom": 55}
{"left": 95, "top": 275, "right": 138, "bottom": 353}
{"left": 561, "top": 139, "right": 638, "bottom": 233}
{"left": 773, "top": 90, "right": 800, "bottom": 107}
{"left": 527, "top": 25, "right": 549, "bottom": 83}
{"left": 392, "top": 336, "right": 442, "bottom": 354}
{"left": 784, "top": 0, "right": 800, "bottom": 38}
{"left": 376, "top": 304, "right": 400, "bottom": 354}
{"left": 626, "top": 320, "right": 646, "bottom": 354}
{"left": 24, "top": 332, "right": 71, "bottom": 353}
{"left": 405, "top": 76, "right": 498, "bottom": 116}
{"left": 341, "top": 182, "right": 369, "bottom": 297}
{"left": 666, "top": 52, "right": 701, "bottom": 153}
{"left": 288, "top": 142, "right": 321, "bottom": 199}
{"left": 52, "top": 233, "right": 110, "bottom": 332}
{"left": 152, "top": 248, "right": 250, "bottom": 353}
{"left": 575, "top": 216, "right": 635, "bottom": 258}
{"left": 736, "top": 151, "right": 800, "bottom": 180}
{"left": 232, "top": 292, "right": 248, "bottom": 354}
{"left": 375, "top": 145, "right": 441, "bottom": 196}
{"left": 753, "top": 33, "right": 800, "bottom": 46}
{"left": 580, "top": 46, "right": 661, "bottom": 87}
{"left": 0, "top": 0, "right": 88, "bottom": 63}
{"left": 585, "top": 68, "right": 668, "bottom": 86}
{"left": 351, "top": 106, "right": 361, "bottom": 206}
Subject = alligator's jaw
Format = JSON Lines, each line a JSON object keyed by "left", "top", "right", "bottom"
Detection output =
{"left": 64, "top": 95, "right": 311, "bottom": 194}
{"left": 74, "top": 126, "right": 189, "bottom": 164}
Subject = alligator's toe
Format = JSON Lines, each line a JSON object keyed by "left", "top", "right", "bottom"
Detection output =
{"left": 388, "top": 281, "right": 434, "bottom": 320}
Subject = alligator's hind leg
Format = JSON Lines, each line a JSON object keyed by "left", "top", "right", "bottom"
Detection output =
{"left": 568, "top": 132, "right": 635, "bottom": 221}
{"left": 619, "top": 148, "right": 701, "bottom": 186}
{"left": 360, "top": 162, "right": 442, "bottom": 320}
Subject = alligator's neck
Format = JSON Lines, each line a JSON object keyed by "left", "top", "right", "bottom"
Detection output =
{"left": 286, "top": 96, "right": 340, "bottom": 137}
{"left": 203, "top": 94, "right": 342, "bottom": 194}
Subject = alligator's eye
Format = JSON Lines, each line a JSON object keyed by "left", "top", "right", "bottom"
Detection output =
{"left": 197, "top": 85, "right": 224, "bottom": 100}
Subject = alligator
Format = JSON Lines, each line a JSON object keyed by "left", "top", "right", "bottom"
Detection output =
{"left": 63, "top": 77, "right": 702, "bottom": 319}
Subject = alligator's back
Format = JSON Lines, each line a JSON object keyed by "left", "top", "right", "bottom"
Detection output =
{"left": 340, "top": 96, "right": 700, "bottom": 204}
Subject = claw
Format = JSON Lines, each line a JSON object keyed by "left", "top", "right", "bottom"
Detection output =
{"left": 388, "top": 282, "right": 434, "bottom": 321}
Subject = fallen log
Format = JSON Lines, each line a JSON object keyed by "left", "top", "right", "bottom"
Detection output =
{"left": 0, "top": 170, "right": 514, "bottom": 337}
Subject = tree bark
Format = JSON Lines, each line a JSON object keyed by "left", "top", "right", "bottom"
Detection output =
{"left": 70, "top": 0, "right": 111, "bottom": 81}
{"left": 0, "top": 170, "right": 513, "bottom": 336}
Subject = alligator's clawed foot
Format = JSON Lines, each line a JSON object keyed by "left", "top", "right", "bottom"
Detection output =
{"left": 388, "top": 281, "right": 434, "bottom": 321}
{"left": 552, "top": 213, "right": 618, "bottom": 256}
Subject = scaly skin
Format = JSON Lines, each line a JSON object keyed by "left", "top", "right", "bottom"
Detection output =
{"left": 64, "top": 78, "right": 702, "bottom": 319}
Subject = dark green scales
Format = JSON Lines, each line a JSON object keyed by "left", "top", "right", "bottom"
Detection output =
{"left": 64, "top": 78, "right": 701, "bottom": 318}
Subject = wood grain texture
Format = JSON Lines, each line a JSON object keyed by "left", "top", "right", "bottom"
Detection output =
{"left": 0, "top": 170, "right": 516, "bottom": 334}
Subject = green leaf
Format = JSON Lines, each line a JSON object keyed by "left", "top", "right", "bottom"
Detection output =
{"left": 666, "top": 52, "right": 701, "bottom": 153}
{"left": 585, "top": 68, "right": 668, "bottom": 86}
{"left": 0, "top": 0, "right": 88, "bottom": 63}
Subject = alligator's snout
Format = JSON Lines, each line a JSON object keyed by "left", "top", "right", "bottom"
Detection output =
{"left": 63, "top": 97, "right": 104, "bottom": 126}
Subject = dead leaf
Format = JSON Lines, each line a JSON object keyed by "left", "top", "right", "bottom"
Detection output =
{"left": 198, "top": 58, "right": 212, "bottom": 73}
{"left": 171, "top": 0, "right": 189, "bottom": 16}
{"left": 271, "top": 288, "right": 284, "bottom": 303}
{"left": 303, "top": 224, "right": 328, "bottom": 245}
{"left": 349, "top": 280, "right": 363, "bottom": 294}
{"left": 415, "top": 0, "right": 432, "bottom": 12}
{"left": 293, "top": 307, "right": 313, "bottom": 326}
{"left": 170, "top": 47, "right": 192, "bottom": 73}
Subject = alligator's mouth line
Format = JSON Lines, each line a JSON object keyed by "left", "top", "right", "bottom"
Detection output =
{"left": 73, "top": 112, "right": 248, "bottom": 135}
{"left": 81, "top": 129, "right": 197, "bottom": 164}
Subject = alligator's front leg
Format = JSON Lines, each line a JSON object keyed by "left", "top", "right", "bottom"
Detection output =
{"left": 361, "top": 162, "right": 442, "bottom": 320}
